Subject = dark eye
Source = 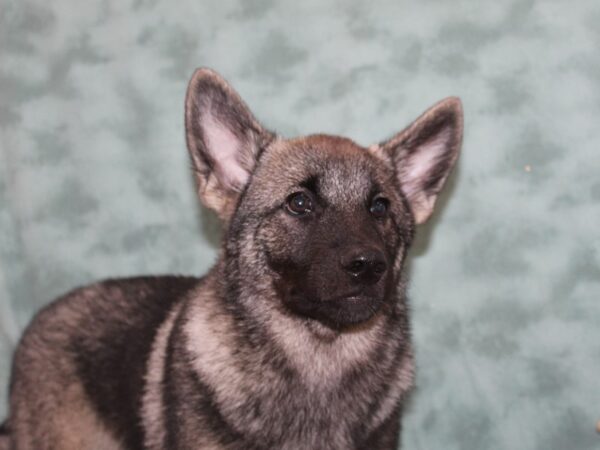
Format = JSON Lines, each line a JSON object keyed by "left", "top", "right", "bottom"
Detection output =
{"left": 370, "top": 196, "right": 389, "bottom": 218}
{"left": 286, "top": 192, "right": 314, "bottom": 216}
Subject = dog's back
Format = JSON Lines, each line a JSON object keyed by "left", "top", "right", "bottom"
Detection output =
{"left": 5, "top": 276, "right": 198, "bottom": 450}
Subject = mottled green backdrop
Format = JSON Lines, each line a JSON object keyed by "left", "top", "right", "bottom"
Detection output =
{"left": 1, "top": 0, "right": 599, "bottom": 448}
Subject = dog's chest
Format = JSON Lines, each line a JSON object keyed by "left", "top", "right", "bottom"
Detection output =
{"left": 210, "top": 367, "right": 392, "bottom": 449}
{"left": 180, "top": 312, "right": 412, "bottom": 448}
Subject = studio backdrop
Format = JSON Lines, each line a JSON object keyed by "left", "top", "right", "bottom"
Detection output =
{"left": 1, "top": 0, "right": 599, "bottom": 449}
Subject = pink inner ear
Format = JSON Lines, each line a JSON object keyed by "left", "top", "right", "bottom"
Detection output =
{"left": 400, "top": 128, "right": 451, "bottom": 199}
{"left": 202, "top": 113, "right": 249, "bottom": 191}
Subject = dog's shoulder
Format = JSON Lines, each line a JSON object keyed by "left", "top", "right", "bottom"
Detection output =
{"left": 21, "top": 275, "right": 200, "bottom": 341}
{"left": 12, "top": 275, "right": 201, "bottom": 449}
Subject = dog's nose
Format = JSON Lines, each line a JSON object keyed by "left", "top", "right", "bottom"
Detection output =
{"left": 340, "top": 248, "right": 387, "bottom": 284}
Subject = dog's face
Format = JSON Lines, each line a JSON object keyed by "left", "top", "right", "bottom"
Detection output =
{"left": 185, "top": 69, "right": 462, "bottom": 329}
{"left": 243, "top": 136, "right": 410, "bottom": 327}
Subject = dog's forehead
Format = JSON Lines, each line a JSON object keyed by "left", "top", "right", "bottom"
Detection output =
{"left": 258, "top": 135, "right": 387, "bottom": 202}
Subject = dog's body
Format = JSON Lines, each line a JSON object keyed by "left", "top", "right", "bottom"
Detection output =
{"left": 0, "top": 69, "right": 462, "bottom": 450}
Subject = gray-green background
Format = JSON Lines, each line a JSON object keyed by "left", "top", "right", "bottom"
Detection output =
{"left": 1, "top": 0, "right": 599, "bottom": 448}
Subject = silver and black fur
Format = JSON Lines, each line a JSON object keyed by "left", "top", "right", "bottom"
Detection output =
{"left": 0, "top": 68, "right": 463, "bottom": 450}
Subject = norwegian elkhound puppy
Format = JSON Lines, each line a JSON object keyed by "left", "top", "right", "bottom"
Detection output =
{"left": 0, "top": 68, "right": 462, "bottom": 450}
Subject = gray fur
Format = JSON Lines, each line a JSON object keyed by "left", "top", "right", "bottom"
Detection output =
{"left": 2, "top": 69, "right": 462, "bottom": 449}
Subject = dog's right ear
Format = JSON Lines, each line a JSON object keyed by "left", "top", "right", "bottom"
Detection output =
{"left": 185, "top": 68, "right": 274, "bottom": 220}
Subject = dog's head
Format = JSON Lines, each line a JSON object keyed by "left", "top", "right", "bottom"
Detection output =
{"left": 185, "top": 69, "right": 462, "bottom": 329}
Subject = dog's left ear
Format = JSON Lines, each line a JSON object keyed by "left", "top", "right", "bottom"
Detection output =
{"left": 185, "top": 68, "right": 274, "bottom": 220}
{"left": 377, "top": 97, "right": 463, "bottom": 224}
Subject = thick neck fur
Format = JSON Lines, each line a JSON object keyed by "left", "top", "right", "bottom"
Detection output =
{"left": 181, "top": 252, "right": 414, "bottom": 448}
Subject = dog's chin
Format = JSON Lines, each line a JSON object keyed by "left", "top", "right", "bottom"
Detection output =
{"left": 283, "top": 293, "right": 384, "bottom": 330}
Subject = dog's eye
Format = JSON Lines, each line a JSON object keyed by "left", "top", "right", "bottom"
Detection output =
{"left": 370, "top": 197, "right": 389, "bottom": 218}
{"left": 286, "top": 192, "right": 314, "bottom": 216}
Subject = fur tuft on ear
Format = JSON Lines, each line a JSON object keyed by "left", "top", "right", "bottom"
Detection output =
{"left": 379, "top": 97, "right": 463, "bottom": 224}
{"left": 185, "top": 68, "right": 274, "bottom": 220}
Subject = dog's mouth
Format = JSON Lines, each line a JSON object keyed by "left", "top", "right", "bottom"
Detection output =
{"left": 320, "top": 294, "right": 384, "bottom": 327}
{"left": 283, "top": 289, "right": 385, "bottom": 329}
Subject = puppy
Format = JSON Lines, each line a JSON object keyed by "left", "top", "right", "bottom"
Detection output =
{"left": 0, "top": 68, "right": 462, "bottom": 450}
